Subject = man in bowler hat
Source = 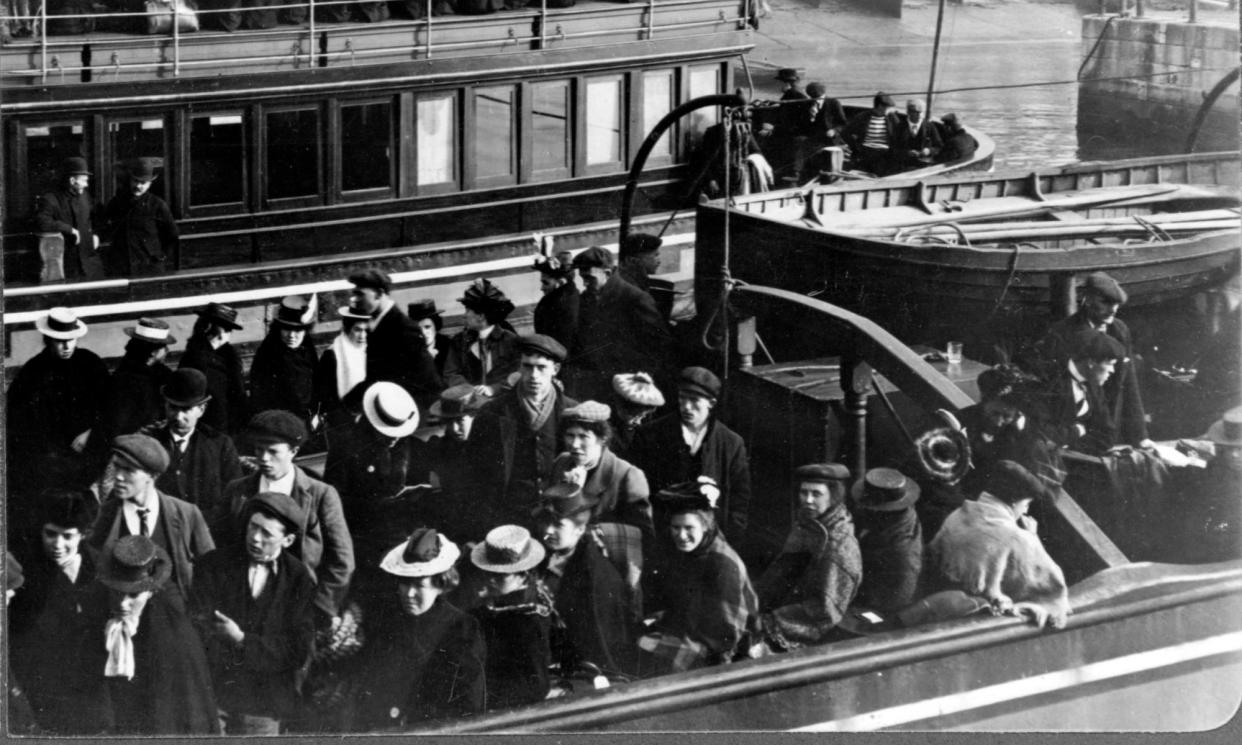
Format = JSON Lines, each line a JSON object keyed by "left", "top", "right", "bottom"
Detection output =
{"left": 142, "top": 368, "right": 243, "bottom": 518}
{"left": 100, "top": 158, "right": 178, "bottom": 277}
{"left": 34, "top": 156, "right": 105, "bottom": 281}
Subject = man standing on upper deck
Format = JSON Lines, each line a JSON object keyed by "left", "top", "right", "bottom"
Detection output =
{"left": 348, "top": 268, "right": 443, "bottom": 411}
{"left": 34, "top": 156, "right": 105, "bottom": 281}
{"left": 100, "top": 158, "right": 178, "bottom": 278}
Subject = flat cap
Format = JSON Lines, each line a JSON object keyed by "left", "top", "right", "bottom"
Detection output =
{"left": 794, "top": 462, "right": 851, "bottom": 483}
{"left": 806, "top": 82, "right": 826, "bottom": 98}
{"left": 516, "top": 333, "right": 567, "bottom": 363}
{"left": 563, "top": 401, "right": 612, "bottom": 423}
{"left": 612, "top": 372, "right": 665, "bottom": 408}
{"left": 980, "top": 459, "right": 1049, "bottom": 504}
{"left": 111, "top": 434, "right": 170, "bottom": 475}
{"left": 348, "top": 268, "right": 392, "bottom": 294}
{"left": 1081, "top": 271, "right": 1128, "bottom": 304}
{"left": 1069, "top": 329, "right": 1126, "bottom": 362}
{"left": 874, "top": 91, "right": 895, "bottom": 108}
{"left": 246, "top": 409, "right": 308, "bottom": 447}
{"left": 678, "top": 366, "right": 721, "bottom": 400}
{"left": 621, "top": 233, "right": 663, "bottom": 257}
{"left": 243, "top": 491, "right": 303, "bottom": 536}
{"left": 572, "top": 246, "right": 615, "bottom": 270}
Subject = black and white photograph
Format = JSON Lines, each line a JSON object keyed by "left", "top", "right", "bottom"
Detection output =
{"left": 1, "top": 0, "right": 1239, "bottom": 736}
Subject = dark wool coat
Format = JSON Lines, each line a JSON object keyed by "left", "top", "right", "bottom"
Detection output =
{"left": 756, "top": 503, "right": 861, "bottom": 645}
{"left": 853, "top": 506, "right": 923, "bottom": 613}
{"left": 404, "top": 435, "right": 492, "bottom": 544}
{"left": 312, "top": 346, "right": 366, "bottom": 431}
{"left": 533, "top": 281, "right": 581, "bottom": 352}
{"left": 630, "top": 414, "right": 753, "bottom": 541}
{"left": 9, "top": 547, "right": 111, "bottom": 734}
{"left": 221, "top": 467, "right": 356, "bottom": 618}
{"left": 543, "top": 534, "right": 636, "bottom": 677}
{"left": 893, "top": 117, "right": 945, "bottom": 165}
{"left": 347, "top": 598, "right": 486, "bottom": 730}
{"left": 792, "top": 96, "right": 849, "bottom": 145}
{"left": 249, "top": 331, "right": 319, "bottom": 422}
{"left": 366, "top": 305, "right": 443, "bottom": 410}
{"left": 937, "top": 127, "right": 979, "bottom": 164}
{"left": 467, "top": 384, "right": 578, "bottom": 520}
{"left": 323, "top": 421, "right": 415, "bottom": 566}
{"left": 5, "top": 346, "right": 111, "bottom": 498}
{"left": 474, "top": 583, "right": 554, "bottom": 710}
{"left": 144, "top": 422, "right": 243, "bottom": 518}
{"left": 1027, "top": 365, "right": 1118, "bottom": 455}
{"left": 548, "top": 449, "right": 654, "bottom": 549}
{"left": 572, "top": 273, "right": 672, "bottom": 398}
{"left": 102, "top": 357, "right": 174, "bottom": 439}
{"left": 649, "top": 526, "right": 758, "bottom": 670}
{"left": 34, "top": 187, "right": 105, "bottom": 280}
{"left": 89, "top": 492, "right": 216, "bottom": 602}
{"left": 100, "top": 190, "right": 178, "bottom": 277}
{"left": 443, "top": 326, "right": 521, "bottom": 390}
{"left": 190, "top": 545, "right": 316, "bottom": 720}
{"left": 81, "top": 583, "right": 219, "bottom": 735}
{"left": 179, "top": 337, "right": 249, "bottom": 435}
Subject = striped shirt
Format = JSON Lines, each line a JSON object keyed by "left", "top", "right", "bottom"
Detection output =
{"left": 863, "top": 114, "right": 889, "bottom": 150}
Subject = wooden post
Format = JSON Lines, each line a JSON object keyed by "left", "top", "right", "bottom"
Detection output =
{"left": 841, "top": 350, "right": 871, "bottom": 480}
{"left": 1050, "top": 272, "right": 1078, "bottom": 319}
{"left": 736, "top": 315, "right": 756, "bottom": 370}
{"left": 1190, "top": 0, "right": 1198, "bottom": 23}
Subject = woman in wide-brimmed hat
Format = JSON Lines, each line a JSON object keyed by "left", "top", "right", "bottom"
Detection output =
{"left": 469, "top": 524, "right": 555, "bottom": 710}
{"left": 250, "top": 295, "right": 320, "bottom": 433}
{"left": 82, "top": 535, "right": 218, "bottom": 734}
{"left": 444, "top": 278, "right": 520, "bottom": 397}
{"left": 344, "top": 528, "right": 485, "bottom": 730}
{"left": 532, "top": 250, "right": 580, "bottom": 351}
{"left": 313, "top": 304, "right": 372, "bottom": 434}
{"left": 408, "top": 299, "right": 453, "bottom": 377}
{"left": 179, "top": 301, "right": 248, "bottom": 435}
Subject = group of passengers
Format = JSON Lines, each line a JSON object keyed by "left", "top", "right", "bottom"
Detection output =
{"left": 6, "top": 238, "right": 1239, "bottom": 734}
{"left": 698, "top": 70, "right": 979, "bottom": 198}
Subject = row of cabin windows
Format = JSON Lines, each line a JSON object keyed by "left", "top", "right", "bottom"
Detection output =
{"left": 11, "top": 63, "right": 723, "bottom": 223}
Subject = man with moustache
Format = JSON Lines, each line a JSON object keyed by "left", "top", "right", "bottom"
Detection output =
{"left": 100, "top": 158, "right": 178, "bottom": 277}
{"left": 34, "top": 156, "right": 105, "bottom": 281}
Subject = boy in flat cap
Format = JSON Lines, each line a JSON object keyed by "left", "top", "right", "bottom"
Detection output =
{"left": 754, "top": 463, "right": 860, "bottom": 651}
{"left": 348, "top": 268, "right": 443, "bottom": 410}
{"left": 222, "top": 411, "right": 355, "bottom": 629}
{"left": 191, "top": 492, "right": 316, "bottom": 734}
{"left": 89, "top": 434, "right": 216, "bottom": 602}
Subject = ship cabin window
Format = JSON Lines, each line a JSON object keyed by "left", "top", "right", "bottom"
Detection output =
{"left": 529, "top": 80, "right": 572, "bottom": 182}
{"left": 13, "top": 121, "right": 86, "bottom": 219}
{"left": 473, "top": 85, "right": 518, "bottom": 188}
{"left": 107, "top": 117, "right": 169, "bottom": 202}
{"left": 584, "top": 75, "right": 624, "bottom": 172}
{"left": 189, "top": 113, "right": 247, "bottom": 212}
{"left": 642, "top": 69, "right": 677, "bottom": 164}
{"left": 265, "top": 106, "right": 323, "bottom": 206}
{"left": 415, "top": 93, "right": 459, "bottom": 194}
{"left": 686, "top": 64, "right": 721, "bottom": 155}
{"left": 340, "top": 100, "right": 395, "bottom": 198}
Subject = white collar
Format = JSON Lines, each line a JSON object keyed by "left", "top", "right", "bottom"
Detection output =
{"left": 260, "top": 468, "right": 297, "bottom": 496}
{"left": 1067, "top": 359, "right": 1087, "bottom": 385}
{"left": 122, "top": 491, "right": 160, "bottom": 534}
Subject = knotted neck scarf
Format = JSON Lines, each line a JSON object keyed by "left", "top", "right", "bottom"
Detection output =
{"left": 104, "top": 591, "right": 152, "bottom": 680}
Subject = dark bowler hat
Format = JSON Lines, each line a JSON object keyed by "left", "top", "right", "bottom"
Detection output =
{"left": 123, "top": 317, "right": 176, "bottom": 347}
{"left": 242, "top": 491, "right": 304, "bottom": 537}
{"left": 162, "top": 368, "right": 211, "bottom": 408}
{"left": 198, "top": 302, "right": 242, "bottom": 331}
{"left": 111, "top": 434, "right": 170, "bottom": 475}
{"left": 678, "top": 366, "right": 721, "bottom": 400}
{"left": 349, "top": 268, "right": 392, "bottom": 294}
{"left": 620, "top": 232, "right": 662, "bottom": 258}
{"left": 533, "top": 482, "right": 594, "bottom": 520}
{"left": 980, "top": 460, "right": 1049, "bottom": 504}
{"left": 850, "top": 468, "right": 920, "bottom": 512}
{"left": 246, "top": 410, "right": 308, "bottom": 447}
{"left": 516, "top": 333, "right": 567, "bottom": 363}
{"left": 98, "top": 535, "right": 172, "bottom": 594}
{"left": 407, "top": 299, "right": 442, "bottom": 322}
{"left": 1081, "top": 271, "right": 1128, "bottom": 305}
{"left": 429, "top": 384, "right": 482, "bottom": 420}
{"left": 128, "top": 158, "right": 160, "bottom": 182}
{"left": 794, "top": 462, "right": 851, "bottom": 484}
{"left": 775, "top": 68, "right": 802, "bottom": 83}
{"left": 806, "top": 82, "right": 827, "bottom": 98}
{"left": 874, "top": 92, "right": 895, "bottom": 108}
{"left": 273, "top": 296, "right": 315, "bottom": 330}
{"left": 37, "top": 490, "right": 95, "bottom": 532}
{"left": 470, "top": 525, "right": 546, "bottom": 574}
{"left": 62, "top": 156, "right": 92, "bottom": 177}
{"left": 1069, "top": 329, "right": 1126, "bottom": 362}
{"left": 572, "top": 246, "right": 615, "bottom": 270}
{"left": 381, "top": 527, "right": 461, "bottom": 578}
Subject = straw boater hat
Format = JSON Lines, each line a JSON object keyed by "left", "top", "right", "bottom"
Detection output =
{"left": 1206, "top": 406, "right": 1242, "bottom": 448}
{"left": 123, "top": 317, "right": 176, "bottom": 347}
{"left": 381, "top": 527, "right": 460, "bottom": 578}
{"left": 612, "top": 372, "right": 665, "bottom": 408}
{"left": 98, "top": 535, "right": 172, "bottom": 594}
{"left": 36, "top": 307, "right": 88, "bottom": 340}
{"left": 470, "top": 525, "right": 546, "bottom": 574}
{"left": 337, "top": 305, "right": 371, "bottom": 324}
{"left": 850, "top": 468, "right": 921, "bottom": 512}
{"left": 429, "top": 383, "right": 482, "bottom": 421}
{"left": 362, "top": 381, "right": 420, "bottom": 438}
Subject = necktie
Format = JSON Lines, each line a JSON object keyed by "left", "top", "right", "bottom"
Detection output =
{"left": 136, "top": 507, "right": 150, "bottom": 537}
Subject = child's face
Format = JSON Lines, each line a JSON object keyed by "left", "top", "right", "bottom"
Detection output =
{"left": 41, "top": 523, "right": 83, "bottom": 563}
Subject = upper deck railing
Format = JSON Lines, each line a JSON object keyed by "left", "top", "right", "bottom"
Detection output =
{"left": 1, "top": 0, "right": 753, "bottom": 86}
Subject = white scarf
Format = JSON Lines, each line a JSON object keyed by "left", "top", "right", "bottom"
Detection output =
{"left": 104, "top": 611, "right": 143, "bottom": 680}
{"left": 332, "top": 333, "right": 367, "bottom": 400}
